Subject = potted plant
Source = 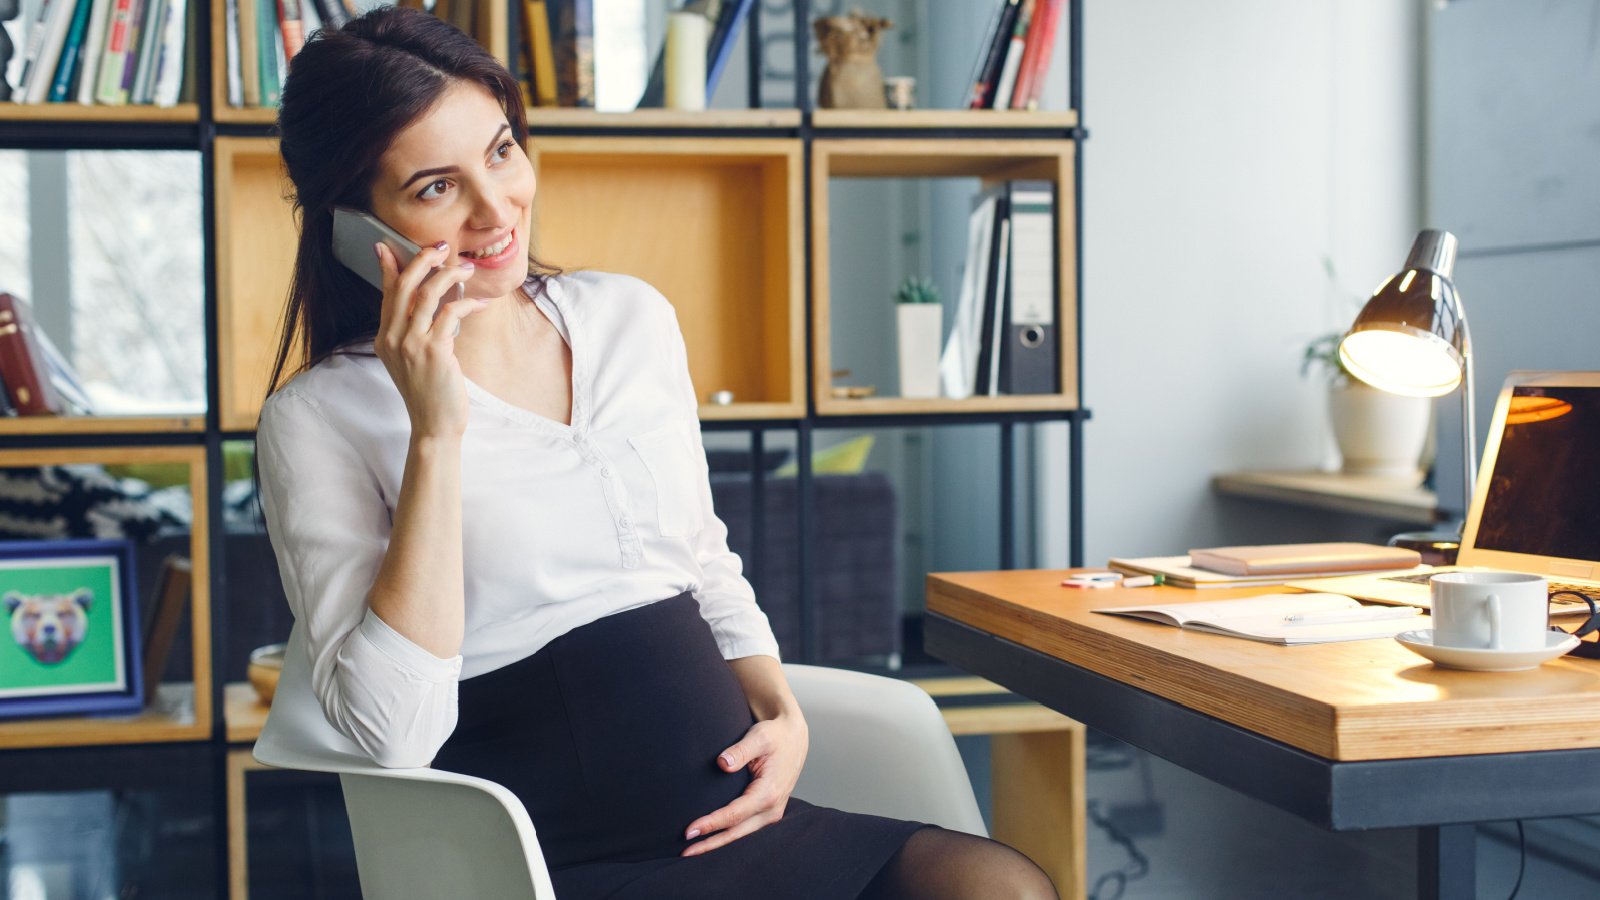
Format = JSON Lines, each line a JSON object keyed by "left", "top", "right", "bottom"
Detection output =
{"left": 895, "top": 276, "right": 942, "bottom": 398}
{"left": 1302, "top": 331, "right": 1431, "bottom": 480}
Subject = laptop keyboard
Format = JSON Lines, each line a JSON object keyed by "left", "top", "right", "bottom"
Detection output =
{"left": 1380, "top": 572, "right": 1598, "bottom": 609}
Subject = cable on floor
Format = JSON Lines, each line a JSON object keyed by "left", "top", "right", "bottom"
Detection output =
{"left": 1087, "top": 799, "right": 1149, "bottom": 900}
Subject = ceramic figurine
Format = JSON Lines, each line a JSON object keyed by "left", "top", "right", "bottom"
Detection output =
{"left": 813, "top": 11, "right": 893, "bottom": 110}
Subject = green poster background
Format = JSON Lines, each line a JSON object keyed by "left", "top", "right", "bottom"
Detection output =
{"left": 0, "top": 558, "right": 123, "bottom": 693}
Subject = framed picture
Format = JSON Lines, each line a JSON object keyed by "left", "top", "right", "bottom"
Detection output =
{"left": 0, "top": 539, "right": 143, "bottom": 720}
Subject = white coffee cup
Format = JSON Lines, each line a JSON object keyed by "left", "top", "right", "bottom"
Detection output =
{"left": 1430, "top": 572, "right": 1549, "bottom": 651}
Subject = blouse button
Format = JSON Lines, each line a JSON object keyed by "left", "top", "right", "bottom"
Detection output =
{"left": 619, "top": 516, "right": 631, "bottom": 527}
{"left": 600, "top": 468, "right": 611, "bottom": 478}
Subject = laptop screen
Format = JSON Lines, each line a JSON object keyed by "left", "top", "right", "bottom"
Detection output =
{"left": 1473, "top": 385, "right": 1600, "bottom": 562}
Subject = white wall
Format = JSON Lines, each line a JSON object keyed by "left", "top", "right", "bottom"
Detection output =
{"left": 1036, "top": 0, "right": 1425, "bottom": 567}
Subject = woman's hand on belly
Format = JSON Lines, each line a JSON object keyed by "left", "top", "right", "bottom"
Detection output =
{"left": 680, "top": 708, "right": 809, "bottom": 857}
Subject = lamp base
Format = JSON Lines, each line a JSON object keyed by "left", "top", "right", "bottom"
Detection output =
{"left": 1387, "top": 530, "right": 1461, "bottom": 567}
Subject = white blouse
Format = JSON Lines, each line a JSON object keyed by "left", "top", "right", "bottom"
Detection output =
{"left": 255, "top": 271, "right": 780, "bottom": 768}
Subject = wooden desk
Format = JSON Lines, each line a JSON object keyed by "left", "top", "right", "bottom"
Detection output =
{"left": 926, "top": 570, "right": 1600, "bottom": 900}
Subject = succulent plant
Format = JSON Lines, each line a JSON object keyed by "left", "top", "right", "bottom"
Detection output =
{"left": 894, "top": 276, "right": 940, "bottom": 305}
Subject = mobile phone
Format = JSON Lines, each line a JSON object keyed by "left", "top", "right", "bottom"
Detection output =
{"left": 332, "top": 207, "right": 421, "bottom": 291}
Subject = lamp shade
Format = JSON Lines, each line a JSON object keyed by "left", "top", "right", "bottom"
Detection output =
{"left": 1338, "top": 231, "right": 1465, "bottom": 398}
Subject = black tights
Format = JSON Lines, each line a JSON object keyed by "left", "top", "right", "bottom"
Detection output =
{"left": 858, "top": 827, "right": 1059, "bottom": 900}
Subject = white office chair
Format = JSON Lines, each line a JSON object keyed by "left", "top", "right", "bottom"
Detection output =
{"left": 254, "top": 622, "right": 987, "bottom": 900}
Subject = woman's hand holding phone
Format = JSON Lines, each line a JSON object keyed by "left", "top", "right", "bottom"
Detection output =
{"left": 373, "top": 240, "right": 488, "bottom": 439}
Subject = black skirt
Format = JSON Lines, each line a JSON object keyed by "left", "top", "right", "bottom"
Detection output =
{"left": 431, "top": 592, "right": 928, "bottom": 900}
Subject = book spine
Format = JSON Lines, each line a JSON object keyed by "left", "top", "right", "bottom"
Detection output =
{"left": 93, "top": 0, "right": 133, "bottom": 103}
{"left": 546, "top": 0, "right": 575, "bottom": 106}
{"left": 74, "top": 0, "right": 115, "bottom": 104}
{"left": 0, "top": 295, "right": 61, "bottom": 416}
{"left": 257, "top": 0, "right": 281, "bottom": 106}
{"left": 130, "top": 0, "right": 166, "bottom": 103}
{"left": 704, "top": 0, "right": 753, "bottom": 101}
{"left": 238, "top": 0, "right": 260, "bottom": 106}
{"left": 998, "top": 181, "right": 1056, "bottom": 395}
{"left": 974, "top": 195, "right": 1010, "bottom": 396}
{"left": 113, "top": 0, "right": 147, "bottom": 105}
{"left": 990, "top": 0, "right": 1033, "bottom": 112}
{"left": 526, "top": 0, "right": 557, "bottom": 107}
{"left": 277, "top": 0, "right": 304, "bottom": 60}
{"left": 573, "top": 0, "right": 593, "bottom": 107}
{"left": 16, "top": 0, "right": 59, "bottom": 101}
{"left": 29, "top": 319, "right": 92, "bottom": 415}
{"left": 48, "top": 0, "right": 96, "bottom": 103}
{"left": 151, "top": 0, "right": 187, "bottom": 106}
{"left": 1021, "top": 0, "right": 1064, "bottom": 110}
{"left": 24, "top": 0, "right": 80, "bottom": 103}
{"left": 967, "top": 0, "right": 1020, "bottom": 110}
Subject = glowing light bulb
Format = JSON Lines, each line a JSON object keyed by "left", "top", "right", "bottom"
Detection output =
{"left": 1339, "top": 329, "right": 1461, "bottom": 397}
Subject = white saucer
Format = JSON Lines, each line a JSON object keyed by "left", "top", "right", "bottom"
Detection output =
{"left": 1394, "top": 629, "right": 1580, "bottom": 672}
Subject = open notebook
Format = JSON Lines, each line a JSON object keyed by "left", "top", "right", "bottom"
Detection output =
{"left": 1094, "top": 593, "right": 1425, "bottom": 645}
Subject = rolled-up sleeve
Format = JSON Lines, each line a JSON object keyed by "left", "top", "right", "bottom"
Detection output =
{"left": 256, "top": 390, "right": 462, "bottom": 767}
{"left": 660, "top": 303, "right": 783, "bottom": 662}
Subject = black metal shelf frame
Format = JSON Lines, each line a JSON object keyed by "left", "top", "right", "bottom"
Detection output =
{"left": 0, "top": 0, "right": 1087, "bottom": 892}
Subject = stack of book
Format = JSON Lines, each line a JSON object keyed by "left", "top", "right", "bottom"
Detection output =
{"left": 7, "top": 0, "right": 192, "bottom": 107}
{"left": 515, "top": 0, "right": 752, "bottom": 110}
{"left": 0, "top": 292, "right": 94, "bottom": 417}
{"left": 224, "top": 0, "right": 388, "bottom": 108}
{"left": 222, "top": 1, "right": 477, "bottom": 108}
{"left": 964, "top": 0, "right": 1066, "bottom": 111}
{"left": 938, "top": 180, "right": 1059, "bottom": 399}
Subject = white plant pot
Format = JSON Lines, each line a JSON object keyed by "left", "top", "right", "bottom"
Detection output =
{"left": 1327, "top": 381, "right": 1431, "bottom": 479}
{"left": 896, "top": 304, "right": 942, "bottom": 398}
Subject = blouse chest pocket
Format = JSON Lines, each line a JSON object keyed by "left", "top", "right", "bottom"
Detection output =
{"left": 627, "top": 424, "right": 705, "bottom": 538}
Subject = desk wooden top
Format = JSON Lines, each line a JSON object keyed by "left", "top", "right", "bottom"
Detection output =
{"left": 927, "top": 570, "right": 1600, "bottom": 762}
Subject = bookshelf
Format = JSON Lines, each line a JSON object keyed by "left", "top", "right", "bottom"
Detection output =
{"left": 0, "top": 1, "right": 1086, "bottom": 896}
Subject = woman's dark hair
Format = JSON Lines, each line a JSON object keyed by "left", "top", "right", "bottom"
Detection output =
{"left": 266, "top": 6, "right": 554, "bottom": 400}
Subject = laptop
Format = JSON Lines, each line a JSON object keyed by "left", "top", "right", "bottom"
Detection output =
{"left": 1285, "top": 371, "right": 1600, "bottom": 616}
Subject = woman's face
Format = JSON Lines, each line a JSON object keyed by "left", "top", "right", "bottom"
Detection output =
{"left": 369, "top": 80, "right": 536, "bottom": 301}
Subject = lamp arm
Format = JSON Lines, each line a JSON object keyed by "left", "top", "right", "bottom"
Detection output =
{"left": 1457, "top": 302, "right": 1477, "bottom": 518}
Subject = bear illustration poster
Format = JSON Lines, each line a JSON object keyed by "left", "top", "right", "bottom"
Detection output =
{"left": 0, "top": 540, "right": 142, "bottom": 719}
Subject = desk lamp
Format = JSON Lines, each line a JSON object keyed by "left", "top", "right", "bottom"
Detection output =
{"left": 1338, "top": 229, "right": 1475, "bottom": 543}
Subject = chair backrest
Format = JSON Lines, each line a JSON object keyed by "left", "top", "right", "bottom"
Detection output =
{"left": 255, "top": 623, "right": 555, "bottom": 899}
{"left": 785, "top": 663, "right": 988, "bottom": 837}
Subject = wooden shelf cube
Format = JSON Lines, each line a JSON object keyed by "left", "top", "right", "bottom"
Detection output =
{"left": 0, "top": 446, "right": 211, "bottom": 749}
{"left": 530, "top": 137, "right": 806, "bottom": 419}
{"left": 811, "top": 139, "right": 1079, "bottom": 416}
{"left": 214, "top": 137, "right": 298, "bottom": 432}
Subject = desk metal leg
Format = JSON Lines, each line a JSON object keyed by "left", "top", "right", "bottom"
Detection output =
{"left": 1418, "top": 824, "right": 1476, "bottom": 900}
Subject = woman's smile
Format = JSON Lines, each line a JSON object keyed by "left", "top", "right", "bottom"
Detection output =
{"left": 460, "top": 224, "right": 520, "bottom": 268}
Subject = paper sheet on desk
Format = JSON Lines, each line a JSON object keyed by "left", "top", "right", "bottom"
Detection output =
{"left": 1095, "top": 593, "right": 1427, "bottom": 644}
